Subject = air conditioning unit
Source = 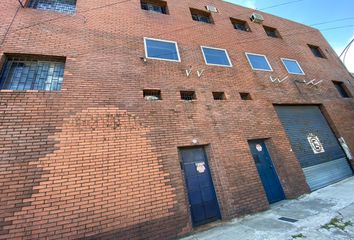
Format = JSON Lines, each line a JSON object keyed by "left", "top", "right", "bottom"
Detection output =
{"left": 250, "top": 13, "right": 264, "bottom": 23}
{"left": 206, "top": 5, "right": 218, "bottom": 13}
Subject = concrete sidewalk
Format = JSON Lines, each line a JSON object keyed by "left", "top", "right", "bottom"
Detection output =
{"left": 181, "top": 177, "right": 354, "bottom": 240}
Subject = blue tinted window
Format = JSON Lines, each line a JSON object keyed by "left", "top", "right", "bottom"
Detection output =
{"left": 246, "top": 53, "right": 272, "bottom": 71}
{"left": 28, "top": 0, "right": 76, "bottom": 14}
{"left": 141, "top": 1, "right": 167, "bottom": 14}
{"left": 202, "top": 47, "right": 232, "bottom": 67}
{"left": 282, "top": 59, "right": 304, "bottom": 74}
{"left": 145, "top": 38, "right": 180, "bottom": 61}
{"left": 0, "top": 57, "right": 65, "bottom": 91}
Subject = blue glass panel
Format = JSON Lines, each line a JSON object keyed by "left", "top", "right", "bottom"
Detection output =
{"left": 247, "top": 54, "right": 272, "bottom": 71}
{"left": 145, "top": 39, "right": 179, "bottom": 61}
{"left": 0, "top": 58, "right": 65, "bottom": 91}
{"left": 29, "top": 0, "right": 76, "bottom": 14}
{"left": 283, "top": 59, "right": 304, "bottom": 74}
{"left": 202, "top": 48, "right": 231, "bottom": 66}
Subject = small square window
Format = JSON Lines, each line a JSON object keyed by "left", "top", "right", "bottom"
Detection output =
{"left": 141, "top": 0, "right": 168, "bottom": 14}
{"left": 240, "top": 92, "right": 252, "bottom": 100}
{"left": 143, "top": 89, "right": 161, "bottom": 100}
{"left": 333, "top": 81, "right": 351, "bottom": 98}
{"left": 190, "top": 8, "right": 214, "bottom": 24}
{"left": 0, "top": 54, "right": 65, "bottom": 91}
{"left": 144, "top": 38, "right": 180, "bottom": 62}
{"left": 281, "top": 58, "right": 305, "bottom": 75}
{"left": 212, "top": 92, "right": 226, "bottom": 100}
{"left": 201, "top": 46, "right": 232, "bottom": 67}
{"left": 230, "top": 18, "right": 250, "bottom": 32}
{"left": 28, "top": 0, "right": 77, "bottom": 14}
{"left": 180, "top": 91, "right": 196, "bottom": 101}
{"left": 263, "top": 26, "right": 281, "bottom": 38}
{"left": 245, "top": 53, "right": 273, "bottom": 71}
{"left": 308, "top": 45, "right": 326, "bottom": 58}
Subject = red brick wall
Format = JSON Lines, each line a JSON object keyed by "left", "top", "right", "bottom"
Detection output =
{"left": 0, "top": 0, "right": 353, "bottom": 239}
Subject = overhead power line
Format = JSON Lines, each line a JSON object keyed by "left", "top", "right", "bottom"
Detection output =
{"left": 258, "top": 0, "right": 304, "bottom": 10}
{"left": 72, "top": 23, "right": 354, "bottom": 60}
{"left": 7, "top": 0, "right": 305, "bottom": 37}
{"left": 339, "top": 38, "right": 354, "bottom": 64}
{"left": 8, "top": 0, "right": 133, "bottom": 35}
{"left": 2, "top": 0, "right": 354, "bottom": 61}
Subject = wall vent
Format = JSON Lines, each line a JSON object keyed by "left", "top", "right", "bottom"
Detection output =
{"left": 143, "top": 89, "right": 161, "bottom": 101}
{"left": 250, "top": 13, "right": 264, "bottom": 23}
{"left": 206, "top": 5, "right": 218, "bottom": 13}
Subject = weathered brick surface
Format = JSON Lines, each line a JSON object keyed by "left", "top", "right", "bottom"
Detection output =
{"left": 0, "top": 0, "right": 353, "bottom": 239}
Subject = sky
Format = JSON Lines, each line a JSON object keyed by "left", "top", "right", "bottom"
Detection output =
{"left": 224, "top": 0, "right": 354, "bottom": 73}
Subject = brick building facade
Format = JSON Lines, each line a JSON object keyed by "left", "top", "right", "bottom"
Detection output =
{"left": 0, "top": 0, "right": 353, "bottom": 239}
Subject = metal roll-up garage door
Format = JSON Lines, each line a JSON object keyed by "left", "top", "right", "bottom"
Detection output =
{"left": 275, "top": 106, "right": 352, "bottom": 191}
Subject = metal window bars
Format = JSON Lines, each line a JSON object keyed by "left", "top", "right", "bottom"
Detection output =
{"left": 143, "top": 89, "right": 162, "bottom": 100}
{"left": 212, "top": 92, "right": 225, "bottom": 100}
{"left": 180, "top": 91, "right": 196, "bottom": 101}
{"left": 28, "top": 0, "right": 77, "bottom": 14}
{"left": 141, "top": 2, "right": 167, "bottom": 14}
{"left": 0, "top": 56, "right": 65, "bottom": 91}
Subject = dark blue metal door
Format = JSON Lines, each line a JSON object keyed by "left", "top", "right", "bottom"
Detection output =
{"left": 249, "top": 140, "right": 285, "bottom": 204}
{"left": 180, "top": 147, "right": 221, "bottom": 226}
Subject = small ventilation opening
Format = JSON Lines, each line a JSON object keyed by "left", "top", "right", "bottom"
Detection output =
{"left": 213, "top": 92, "right": 226, "bottom": 100}
{"left": 263, "top": 26, "right": 281, "bottom": 38}
{"left": 230, "top": 18, "right": 250, "bottom": 32}
{"left": 143, "top": 89, "right": 161, "bottom": 101}
{"left": 141, "top": 0, "right": 168, "bottom": 14}
{"left": 332, "top": 81, "right": 351, "bottom": 98}
{"left": 180, "top": 91, "right": 196, "bottom": 101}
{"left": 308, "top": 44, "right": 326, "bottom": 58}
{"left": 190, "top": 8, "right": 214, "bottom": 24}
{"left": 240, "top": 92, "right": 252, "bottom": 100}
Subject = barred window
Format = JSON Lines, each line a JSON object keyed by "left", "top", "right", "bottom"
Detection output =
{"left": 141, "top": 0, "right": 168, "bottom": 14}
{"left": 180, "top": 91, "right": 196, "bottom": 101}
{"left": 190, "top": 8, "right": 214, "bottom": 24}
{"left": 0, "top": 55, "right": 65, "bottom": 91}
{"left": 28, "top": 0, "right": 77, "bottom": 14}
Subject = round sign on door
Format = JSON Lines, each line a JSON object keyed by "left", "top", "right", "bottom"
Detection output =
{"left": 256, "top": 144, "right": 263, "bottom": 152}
{"left": 195, "top": 162, "right": 206, "bottom": 173}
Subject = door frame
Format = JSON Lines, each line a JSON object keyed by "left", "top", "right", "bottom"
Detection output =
{"left": 178, "top": 145, "right": 222, "bottom": 227}
{"left": 248, "top": 138, "right": 286, "bottom": 204}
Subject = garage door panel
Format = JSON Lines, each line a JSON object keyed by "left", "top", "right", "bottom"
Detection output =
{"left": 276, "top": 106, "right": 346, "bottom": 168}
{"left": 275, "top": 105, "right": 352, "bottom": 191}
{"left": 303, "top": 158, "right": 353, "bottom": 191}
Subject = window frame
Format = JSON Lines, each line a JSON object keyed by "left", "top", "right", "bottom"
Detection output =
{"left": 140, "top": 0, "right": 168, "bottom": 14}
{"left": 180, "top": 91, "right": 197, "bottom": 101}
{"left": 281, "top": 58, "right": 305, "bottom": 75}
{"left": 230, "top": 18, "right": 250, "bottom": 32}
{"left": 308, "top": 44, "right": 326, "bottom": 58}
{"left": 190, "top": 8, "right": 214, "bottom": 24}
{"left": 245, "top": 52, "right": 273, "bottom": 72}
{"left": 263, "top": 25, "right": 281, "bottom": 38}
{"left": 27, "top": 0, "right": 77, "bottom": 14}
{"left": 332, "top": 81, "right": 352, "bottom": 98}
{"left": 144, "top": 37, "right": 181, "bottom": 62}
{"left": 201, "top": 46, "right": 233, "bottom": 68}
{"left": 212, "top": 92, "right": 226, "bottom": 100}
{"left": 0, "top": 54, "right": 66, "bottom": 91}
{"left": 143, "top": 89, "right": 162, "bottom": 100}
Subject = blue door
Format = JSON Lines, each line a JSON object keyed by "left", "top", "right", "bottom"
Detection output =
{"left": 249, "top": 140, "right": 285, "bottom": 204}
{"left": 180, "top": 147, "right": 221, "bottom": 227}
